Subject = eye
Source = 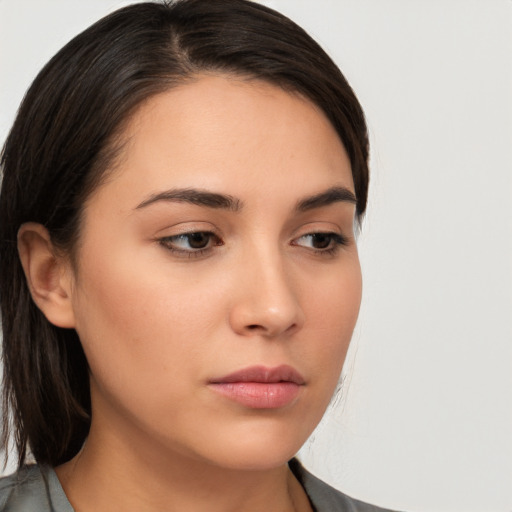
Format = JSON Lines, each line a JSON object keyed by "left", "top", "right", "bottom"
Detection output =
{"left": 159, "top": 231, "right": 222, "bottom": 256}
{"left": 292, "top": 232, "right": 348, "bottom": 254}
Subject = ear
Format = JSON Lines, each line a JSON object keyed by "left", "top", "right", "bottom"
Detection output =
{"left": 17, "top": 222, "right": 76, "bottom": 328}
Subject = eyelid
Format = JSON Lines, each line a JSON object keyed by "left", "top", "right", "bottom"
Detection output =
{"left": 290, "top": 220, "right": 348, "bottom": 239}
{"left": 289, "top": 220, "right": 351, "bottom": 257}
{"left": 292, "top": 231, "right": 348, "bottom": 247}
{"left": 153, "top": 220, "right": 220, "bottom": 237}
{"left": 158, "top": 231, "right": 223, "bottom": 259}
{"left": 153, "top": 220, "right": 224, "bottom": 258}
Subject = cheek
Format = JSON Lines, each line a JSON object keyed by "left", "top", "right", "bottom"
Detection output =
{"left": 308, "top": 256, "right": 362, "bottom": 325}
{"left": 70, "top": 248, "right": 227, "bottom": 397}
{"left": 302, "top": 261, "right": 362, "bottom": 377}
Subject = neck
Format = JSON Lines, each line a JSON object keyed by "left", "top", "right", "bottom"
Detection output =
{"left": 56, "top": 421, "right": 312, "bottom": 512}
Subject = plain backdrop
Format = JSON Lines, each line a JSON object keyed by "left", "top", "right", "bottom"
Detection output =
{"left": 1, "top": 1, "right": 511, "bottom": 511}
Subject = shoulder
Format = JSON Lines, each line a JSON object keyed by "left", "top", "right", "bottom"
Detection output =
{"left": 289, "top": 459, "right": 402, "bottom": 512}
{"left": 0, "top": 465, "right": 72, "bottom": 512}
{"left": 0, "top": 465, "right": 50, "bottom": 511}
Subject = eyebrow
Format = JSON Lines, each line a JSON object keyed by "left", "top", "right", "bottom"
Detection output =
{"left": 295, "top": 186, "right": 357, "bottom": 211}
{"left": 135, "top": 188, "right": 243, "bottom": 211}
{"left": 135, "top": 185, "right": 356, "bottom": 213}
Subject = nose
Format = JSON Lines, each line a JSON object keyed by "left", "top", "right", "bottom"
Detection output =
{"left": 228, "top": 249, "right": 305, "bottom": 338}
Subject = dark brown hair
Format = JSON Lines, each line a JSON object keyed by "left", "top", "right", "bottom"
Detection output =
{"left": 0, "top": 0, "right": 369, "bottom": 468}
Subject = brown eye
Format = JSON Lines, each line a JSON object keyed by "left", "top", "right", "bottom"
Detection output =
{"left": 292, "top": 232, "right": 348, "bottom": 253}
{"left": 309, "top": 233, "right": 332, "bottom": 249}
{"left": 187, "top": 232, "right": 211, "bottom": 249}
{"left": 159, "top": 231, "right": 222, "bottom": 253}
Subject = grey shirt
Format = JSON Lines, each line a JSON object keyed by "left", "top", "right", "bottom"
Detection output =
{"left": 0, "top": 461, "right": 399, "bottom": 511}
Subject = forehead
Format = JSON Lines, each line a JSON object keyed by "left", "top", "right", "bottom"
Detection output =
{"left": 89, "top": 74, "right": 354, "bottom": 211}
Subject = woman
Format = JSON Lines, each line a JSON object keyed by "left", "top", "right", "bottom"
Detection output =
{"left": 0, "top": 1, "right": 396, "bottom": 510}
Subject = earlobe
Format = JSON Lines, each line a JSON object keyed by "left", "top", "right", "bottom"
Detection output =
{"left": 17, "top": 222, "right": 76, "bottom": 328}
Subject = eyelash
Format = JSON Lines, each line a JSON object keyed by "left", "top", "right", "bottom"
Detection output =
{"left": 292, "top": 232, "right": 348, "bottom": 256}
{"left": 158, "top": 231, "right": 223, "bottom": 258}
{"left": 158, "top": 231, "right": 348, "bottom": 259}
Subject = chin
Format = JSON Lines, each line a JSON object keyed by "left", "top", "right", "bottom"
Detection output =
{"left": 203, "top": 446, "right": 300, "bottom": 472}
{"left": 183, "top": 417, "right": 315, "bottom": 472}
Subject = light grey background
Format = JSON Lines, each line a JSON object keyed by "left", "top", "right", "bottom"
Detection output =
{"left": 1, "top": 1, "right": 511, "bottom": 511}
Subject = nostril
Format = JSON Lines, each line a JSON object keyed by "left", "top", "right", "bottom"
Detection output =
{"left": 244, "top": 322, "right": 298, "bottom": 336}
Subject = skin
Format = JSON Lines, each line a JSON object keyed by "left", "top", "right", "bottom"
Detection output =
{"left": 19, "top": 75, "right": 362, "bottom": 511}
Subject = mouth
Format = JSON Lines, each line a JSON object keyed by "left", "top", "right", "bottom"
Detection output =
{"left": 208, "top": 365, "right": 305, "bottom": 409}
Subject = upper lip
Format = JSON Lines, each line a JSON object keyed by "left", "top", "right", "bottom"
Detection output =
{"left": 210, "top": 365, "right": 305, "bottom": 385}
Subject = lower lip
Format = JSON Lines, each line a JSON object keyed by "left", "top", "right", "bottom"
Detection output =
{"left": 209, "top": 382, "right": 302, "bottom": 409}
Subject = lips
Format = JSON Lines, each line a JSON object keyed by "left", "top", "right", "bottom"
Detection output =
{"left": 208, "top": 365, "right": 305, "bottom": 409}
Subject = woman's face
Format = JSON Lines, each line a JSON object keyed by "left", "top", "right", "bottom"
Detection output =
{"left": 67, "top": 75, "right": 362, "bottom": 470}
